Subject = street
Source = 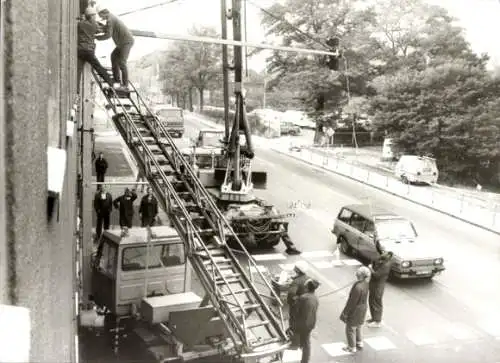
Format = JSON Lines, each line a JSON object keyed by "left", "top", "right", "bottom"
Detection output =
{"left": 90, "top": 115, "right": 500, "bottom": 363}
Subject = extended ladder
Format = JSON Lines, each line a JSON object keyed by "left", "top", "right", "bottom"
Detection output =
{"left": 91, "top": 72, "right": 290, "bottom": 361}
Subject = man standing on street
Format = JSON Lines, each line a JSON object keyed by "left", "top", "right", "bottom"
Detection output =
{"left": 296, "top": 279, "right": 319, "bottom": 363}
{"left": 287, "top": 262, "right": 310, "bottom": 348}
{"left": 95, "top": 152, "right": 108, "bottom": 184}
{"left": 93, "top": 186, "right": 113, "bottom": 240}
{"left": 139, "top": 187, "right": 159, "bottom": 227}
{"left": 95, "top": 6, "right": 134, "bottom": 91}
{"left": 340, "top": 266, "right": 371, "bottom": 353}
{"left": 367, "top": 251, "right": 393, "bottom": 328}
{"left": 113, "top": 188, "right": 137, "bottom": 229}
{"left": 77, "top": 6, "right": 114, "bottom": 90}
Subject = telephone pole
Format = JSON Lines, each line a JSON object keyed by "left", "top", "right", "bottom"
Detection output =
{"left": 220, "top": 0, "right": 230, "bottom": 141}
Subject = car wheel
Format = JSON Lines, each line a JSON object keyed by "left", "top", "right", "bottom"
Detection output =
{"left": 401, "top": 175, "right": 409, "bottom": 184}
{"left": 338, "top": 236, "right": 351, "bottom": 256}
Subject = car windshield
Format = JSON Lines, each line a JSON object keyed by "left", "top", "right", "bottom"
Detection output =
{"left": 375, "top": 218, "right": 417, "bottom": 240}
{"left": 201, "top": 132, "right": 223, "bottom": 147}
{"left": 157, "top": 109, "right": 182, "bottom": 119}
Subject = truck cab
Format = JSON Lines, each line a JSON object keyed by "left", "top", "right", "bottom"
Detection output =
{"left": 91, "top": 226, "right": 189, "bottom": 316}
{"left": 154, "top": 106, "right": 185, "bottom": 138}
{"left": 181, "top": 129, "right": 226, "bottom": 170}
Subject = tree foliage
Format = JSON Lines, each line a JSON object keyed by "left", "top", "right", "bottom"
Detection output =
{"left": 159, "top": 26, "right": 221, "bottom": 111}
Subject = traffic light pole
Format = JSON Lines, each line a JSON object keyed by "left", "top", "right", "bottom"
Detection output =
{"left": 220, "top": 0, "right": 230, "bottom": 142}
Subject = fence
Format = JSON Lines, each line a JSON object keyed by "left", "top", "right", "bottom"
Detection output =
{"left": 272, "top": 145, "right": 500, "bottom": 234}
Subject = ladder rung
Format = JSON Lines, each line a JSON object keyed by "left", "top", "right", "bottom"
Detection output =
{"left": 250, "top": 337, "right": 281, "bottom": 349}
{"left": 246, "top": 320, "right": 270, "bottom": 330}
{"left": 223, "top": 288, "right": 250, "bottom": 296}
{"left": 203, "top": 257, "right": 231, "bottom": 265}
{"left": 216, "top": 277, "right": 241, "bottom": 284}
{"left": 230, "top": 303, "right": 260, "bottom": 312}
{"left": 215, "top": 273, "right": 241, "bottom": 281}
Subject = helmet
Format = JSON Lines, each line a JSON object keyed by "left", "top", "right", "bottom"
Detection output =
{"left": 84, "top": 7, "right": 97, "bottom": 16}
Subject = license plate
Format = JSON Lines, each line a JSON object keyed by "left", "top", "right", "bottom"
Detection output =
{"left": 417, "top": 271, "right": 430, "bottom": 275}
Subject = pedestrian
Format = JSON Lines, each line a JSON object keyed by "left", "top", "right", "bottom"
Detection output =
{"left": 287, "top": 262, "right": 310, "bottom": 348}
{"left": 93, "top": 185, "right": 113, "bottom": 240}
{"left": 95, "top": 152, "right": 108, "bottom": 184}
{"left": 76, "top": 6, "right": 114, "bottom": 91}
{"left": 296, "top": 279, "right": 319, "bottom": 363}
{"left": 95, "top": 6, "right": 134, "bottom": 91}
{"left": 340, "top": 266, "right": 371, "bottom": 353}
{"left": 113, "top": 188, "right": 137, "bottom": 229}
{"left": 139, "top": 187, "right": 159, "bottom": 227}
{"left": 367, "top": 251, "right": 394, "bottom": 328}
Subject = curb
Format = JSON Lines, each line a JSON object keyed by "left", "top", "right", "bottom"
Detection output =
{"left": 272, "top": 148, "right": 500, "bottom": 236}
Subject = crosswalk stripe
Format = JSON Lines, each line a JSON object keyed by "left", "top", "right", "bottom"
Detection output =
{"left": 282, "top": 349, "right": 302, "bottom": 362}
{"left": 405, "top": 329, "right": 440, "bottom": 346}
{"left": 364, "top": 336, "right": 397, "bottom": 351}
{"left": 252, "top": 253, "right": 287, "bottom": 261}
{"left": 444, "top": 323, "right": 479, "bottom": 340}
{"left": 322, "top": 342, "right": 352, "bottom": 357}
{"left": 301, "top": 250, "right": 335, "bottom": 259}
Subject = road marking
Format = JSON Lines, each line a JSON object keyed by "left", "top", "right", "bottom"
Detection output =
{"left": 252, "top": 253, "right": 287, "bottom": 261}
{"left": 342, "top": 259, "right": 363, "bottom": 266}
{"left": 311, "top": 260, "right": 337, "bottom": 269}
{"left": 364, "top": 336, "right": 397, "bottom": 351}
{"left": 282, "top": 349, "right": 302, "bottom": 362}
{"left": 322, "top": 342, "right": 352, "bottom": 357}
{"left": 405, "top": 329, "right": 439, "bottom": 346}
{"left": 301, "top": 250, "right": 335, "bottom": 259}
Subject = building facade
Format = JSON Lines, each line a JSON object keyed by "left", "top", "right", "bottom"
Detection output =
{"left": 1, "top": 0, "right": 81, "bottom": 361}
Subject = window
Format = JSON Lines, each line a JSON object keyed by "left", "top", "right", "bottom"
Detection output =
{"left": 98, "top": 242, "right": 117, "bottom": 276}
{"left": 350, "top": 213, "right": 367, "bottom": 232}
{"left": 363, "top": 220, "right": 375, "bottom": 236}
{"left": 338, "top": 208, "right": 353, "bottom": 223}
{"left": 122, "top": 243, "right": 185, "bottom": 272}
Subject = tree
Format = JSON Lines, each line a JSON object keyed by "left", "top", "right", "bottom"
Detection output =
{"left": 159, "top": 26, "right": 221, "bottom": 111}
{"left": 261, "top": 0, "right": 378, "bottom": 142}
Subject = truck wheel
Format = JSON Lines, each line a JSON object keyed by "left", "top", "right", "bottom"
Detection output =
{"left": 338, "top": 236, "right": 351, "bottom": 256}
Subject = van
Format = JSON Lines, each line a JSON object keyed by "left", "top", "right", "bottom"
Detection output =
{"left": 154, "top": 106, "right": 185, "bottom": 138}
{"left": 394, "top": 155, "right": 438, "bottom": 185}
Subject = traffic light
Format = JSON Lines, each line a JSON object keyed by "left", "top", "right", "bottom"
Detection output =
{"left": 325, "top": 37, "right": 341, "bottom": 71}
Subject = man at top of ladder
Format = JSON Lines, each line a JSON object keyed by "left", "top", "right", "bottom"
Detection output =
{"left": 77, "top": 6, "right": 115, "bottom": 91}
{"left": 95, "top": 6, "right": 134, "bottom": 92}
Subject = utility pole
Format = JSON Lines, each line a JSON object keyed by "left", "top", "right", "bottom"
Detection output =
{"left": 220, "top": 0, "right": 230, "bottom": 142}
{"left": 79, "top": 65, "right": 94, "bottom": 306}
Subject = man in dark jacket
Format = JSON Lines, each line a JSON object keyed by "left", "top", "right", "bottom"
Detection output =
{"left": 287, "top": 262, "right": 309, "bottom": 348}
{"left": 95, "top": 152, "right": 108, "bottom": 184}
{"left": 113, "top": 188, "right": 137, "bottom": 229}
{"left": 95, "top": 6, "right": 134, "bottom": 91}
{"left": 367, "top": 251, "right": 394, "bottom": 328}
{"left": 296, "top": 279, "right": 319, "bottom": 363}
{"left": 139, "top": 187, "right": 159, "bottom": 227}
{"left": 340, "top": 266, "right": 371, "bottom": 353}
{"left": 94, "top": 186, "right": 113, "bottom": 239}
{"left": 77, "top": 6, "right": 114, "bottom": 90}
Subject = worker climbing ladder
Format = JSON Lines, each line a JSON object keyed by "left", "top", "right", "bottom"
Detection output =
{"left": 91, "top": 70, "right": 290, "bottom": 361}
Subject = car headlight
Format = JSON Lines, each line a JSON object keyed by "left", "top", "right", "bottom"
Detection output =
{"left": 433, "top": 258, "right": 443, "bottom": 265}
{"left": 401, "top": 261, "right": 412, "bottom": 268}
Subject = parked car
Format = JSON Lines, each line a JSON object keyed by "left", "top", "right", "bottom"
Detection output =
{"left": 279, "top": 121, "right": 301, "bottom": 136}
{"left": 154, "top": 105, "right": 185, "bottom": 138}
{"left": 395, "top": 155, "right": 438, "bottom": 185}
{"left": 332, "top": 204, "right": 445, "bottom": 279}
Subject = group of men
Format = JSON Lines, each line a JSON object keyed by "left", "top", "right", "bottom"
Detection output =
{"left": 286, "top": 249, "right": 393, "bottom": 361}
{"left": 93, "top": 153, "right": 159, "bottom": 239}
{"left": 77, "top": 4, "right": 133, "bottom": 92}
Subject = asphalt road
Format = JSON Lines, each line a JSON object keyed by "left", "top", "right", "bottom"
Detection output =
{"left": 86, "top": 116, "right": 500, "bottom": 363}
{"left": 183, "top": 115, "right": 500, "bottom": 363}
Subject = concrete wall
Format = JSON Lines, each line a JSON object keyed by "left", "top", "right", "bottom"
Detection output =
{"left": 2, "top": 0, "right": 79, "bottom": 361}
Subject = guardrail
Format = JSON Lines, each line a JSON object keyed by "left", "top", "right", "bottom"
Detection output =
{"left": 273, "top": 145, "right": 500, "bottom": 234}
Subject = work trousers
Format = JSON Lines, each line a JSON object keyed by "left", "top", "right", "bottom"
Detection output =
{"left": 111, "top": 43, "right": 133, "bottom": 86}
{"left": 345, "top": 324, "right": 363, "bottom": 348}
{"left": 96, "top": 172, "right": 105, "bottom": 183}
{"left": 369, "top": 282, "right": 386, "bottom": 322}
{"left": 141, "top": 216, "right": 156, "bottom": 227}
{"left": 299, "top": 330, "right": 312, "bottom": 363}
{"left": 77, "top": 49, "right": 113, "bottom": 87}
{"left": 96, "top": 212, "right": 110, "bottom": 238}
